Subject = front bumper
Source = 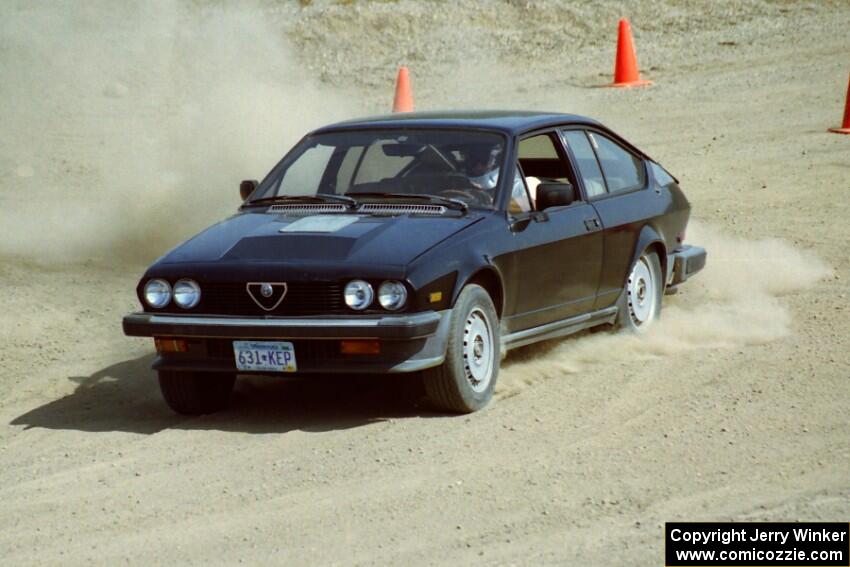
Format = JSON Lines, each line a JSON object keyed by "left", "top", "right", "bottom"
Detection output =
{"left": 123, "top": 310, "right": 451, "bottom": 374}
{"left": 123, "top": 311, "right": 442, "bottom": 340}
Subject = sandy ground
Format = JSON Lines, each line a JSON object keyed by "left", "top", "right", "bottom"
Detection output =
{"left": 1, "top": 1, "right": 848, "bottom": 565}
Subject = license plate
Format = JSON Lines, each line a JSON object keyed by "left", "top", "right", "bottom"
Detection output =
{"left": 233, "top": 341, "right": 297, "bottom": 372}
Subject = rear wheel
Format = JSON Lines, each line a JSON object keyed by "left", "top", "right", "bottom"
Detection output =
{"left": 616, "top": 250, "right": 663, "bottom": 331}
{"left": 422, "top": 284, "right": 500, "bottom": 413}
{"left": 158, "top": 371, "right": 236, "bottom": 415}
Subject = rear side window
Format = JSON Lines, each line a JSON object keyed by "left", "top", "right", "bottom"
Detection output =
{"left": 649, "top": 161, "right": 676, "bottom": 187}
{"left": 561, "top": 130, "right": 606, "bottom": 198}
{"left": 587, "top": 132, "right": 646, "bottom": 193}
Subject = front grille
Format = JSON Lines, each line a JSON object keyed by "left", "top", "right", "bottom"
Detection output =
{"left": 162, "top": 281, "right": 344, "bottom": 316}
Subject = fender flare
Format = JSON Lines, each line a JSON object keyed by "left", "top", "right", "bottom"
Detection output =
{"left": 630, "top": 224, "right": 668, "bottom": 284}
{"left": 451, "top": 263, "right": 506, "bottom": 318}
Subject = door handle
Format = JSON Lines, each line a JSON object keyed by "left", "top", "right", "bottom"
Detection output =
{"left": 584, "top": 218, "right": 600, "bottom": 231}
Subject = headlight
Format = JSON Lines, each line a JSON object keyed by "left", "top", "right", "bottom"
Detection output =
{"left": 378, "top": 280, "right": 407, "bottom": 311}
{"left": 143, "top": 279, "right": 171, "bottom": 309}
{"left": 344, "top": 280, "right": 374, "bottom": 311}
{"left": 173, "top": 279, "right": 201, "bottom": 309}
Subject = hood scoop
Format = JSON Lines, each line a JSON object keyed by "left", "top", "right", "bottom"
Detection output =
{"left": 358, "top": 203, "right": 446, "bottom": 216}
{"left": 268, "top": 203, "right": 348, "bottom": 214}
{"left": 268, "top": 202, "right": 448, "bottom": 216}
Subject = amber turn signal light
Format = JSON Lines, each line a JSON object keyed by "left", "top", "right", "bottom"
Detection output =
{"left": 340, "top": 340, "right": 380, "bottom": 355}
{"left": 154, "top": 337, "right": 188, "bottom": 353}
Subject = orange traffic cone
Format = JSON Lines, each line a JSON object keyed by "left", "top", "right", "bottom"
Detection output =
{"left": 607, "top": 19, "right": 652, "bottom": 88}
{"left": 392, "top": 67, "right": 414, "bottom": 113}
{"left": 828, "top": 74, "right": 850, "bottom": 135}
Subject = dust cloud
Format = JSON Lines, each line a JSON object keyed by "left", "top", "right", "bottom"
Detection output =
{"left": 497, "top": 221, "right": 832, "bottom": 397}
{"left": 0, "top": 1, "right": 358, "bottom": 264}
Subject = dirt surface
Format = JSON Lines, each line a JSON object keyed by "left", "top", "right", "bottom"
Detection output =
{"left": 1, "top": 1, "right": 848, "bottom": 565}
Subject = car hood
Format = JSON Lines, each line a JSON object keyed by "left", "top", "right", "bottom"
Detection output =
{"left": 159, "top": 211, "right": 482, "bottom": 269}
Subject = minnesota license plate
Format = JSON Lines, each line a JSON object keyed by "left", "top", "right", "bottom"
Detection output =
{"left": 233, "top": 341, "right": 297, "bottom": 373}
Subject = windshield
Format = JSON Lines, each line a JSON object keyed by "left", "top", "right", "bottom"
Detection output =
{"left": 252, "top": 129, "right": 507, "bottom": 209}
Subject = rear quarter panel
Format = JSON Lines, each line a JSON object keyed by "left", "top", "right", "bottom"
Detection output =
{"left": 591, "top": 160, "right": 690, "bottom": 309}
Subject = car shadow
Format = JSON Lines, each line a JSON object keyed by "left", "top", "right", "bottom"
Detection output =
{"left": 10, "top": 354, "right": 442, "bottom": 435}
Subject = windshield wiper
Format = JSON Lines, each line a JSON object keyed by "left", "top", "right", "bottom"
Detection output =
{"left": 245, "top": 194, "right": 358, "bottom": 208}
{"left": 345, "top": 192, "right": 468, "bottom": 213}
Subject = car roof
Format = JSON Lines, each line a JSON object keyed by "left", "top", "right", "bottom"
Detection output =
{"left": 311, "top": 110, "right": 601, "bottom": 136}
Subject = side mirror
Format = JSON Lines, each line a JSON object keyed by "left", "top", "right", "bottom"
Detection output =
{"left": 240, "top": 179, "right": 258, "bottom": 201}
{"left": 536, "top": 182, "right": 576, "bottom": 210}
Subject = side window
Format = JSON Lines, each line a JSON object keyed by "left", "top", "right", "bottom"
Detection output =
{"left": 517, "top": 133, "right": 575, "bottom": 202}
{"left": 587, "top": 132, "right": 646, "bottom": 193}
{"left": 353, "top": 141, "right": 414, "bottom": 184}
{"left": 278, "top": 144, "right": 335, "bottom": 196}
{"left": 562, "top": 130, "right": 607, "bottom": 198}
{"left": 518, "top": 135, "right": 559, "bottom": 159}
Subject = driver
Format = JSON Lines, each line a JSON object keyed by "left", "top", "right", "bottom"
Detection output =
{"left": 465, "top": 145, "right": 501, "bottom": 190}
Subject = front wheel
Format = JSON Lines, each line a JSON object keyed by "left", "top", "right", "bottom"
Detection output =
{"left": 422, "top": 284, "right": 500, "bottom": 413}
{"left": 616, "top": 250, "right": 663, "bottom": 332}
{"left": 158, "top": 371, "right": 236, "bottom": 415}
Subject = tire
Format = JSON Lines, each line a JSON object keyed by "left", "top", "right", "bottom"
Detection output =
{"left": 616, "top": 250, "right": 663, "bottom": 332}
{"left": 158, "top": 371, "right": 236, "bottom": 415}
{"left": 422, "top": 284, "right": 500, "bottom": 413}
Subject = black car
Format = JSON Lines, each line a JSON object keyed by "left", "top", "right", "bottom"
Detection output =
{"left": 123, "top": 111, "right": 706, "bottom": 414}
